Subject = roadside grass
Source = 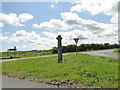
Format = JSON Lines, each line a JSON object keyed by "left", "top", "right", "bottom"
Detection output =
{"left": 2, "top": 53, "right": 118, "bottom": 88}
{"left": 114, "top": 49, "right": 120, "bottom": 54}
{"left": 65, "top": 48, "right": 117, "bottom": 54}
{"left": 1, "top": 48, "right": 117, "bottom": 59}
{"left": 1, "top": 50, "right": 51, "bottom": 59}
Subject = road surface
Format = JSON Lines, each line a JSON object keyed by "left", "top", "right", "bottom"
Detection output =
{"left": 0, "top": 54, "right": 68, "bottom": 62}
{"left": 2, "top": 76, "right": 67, "bottom": 88}
{"left": 81, "top": 49, "right": 119, "bottom": 58}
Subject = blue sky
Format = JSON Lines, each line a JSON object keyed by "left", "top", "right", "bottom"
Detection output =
{"left": 0, "top": 1, "right": 118, "bottom": 52}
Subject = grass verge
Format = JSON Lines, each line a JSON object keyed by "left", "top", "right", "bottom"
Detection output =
{"left": 1, "top": 50, "right": 51, "bottom": 59}
{"left": 2, "top": 53, "right": 118, "bottom": 88}
{"left": 114, "top": 49, "right": 120, "bottom": 54}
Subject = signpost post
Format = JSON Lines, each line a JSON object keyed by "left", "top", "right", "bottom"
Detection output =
{"left": 7, "top": 46, "right": 17, "bottom": 58}
{"left": 74, "top": 38, "right": 79, "bottom": 54}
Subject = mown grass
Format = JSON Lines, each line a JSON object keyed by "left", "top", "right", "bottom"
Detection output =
{"left": 1, "top": 50, "right": 51, "bottom": 59}
{"left": 2, "top": 53, "right": 118, "bottom": 88}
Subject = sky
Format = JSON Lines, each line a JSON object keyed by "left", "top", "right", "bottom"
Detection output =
{"left": 0, "top": 0, "right": 119, "bottom": 52}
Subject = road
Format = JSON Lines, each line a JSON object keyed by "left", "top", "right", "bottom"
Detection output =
{"left": 0, "top": 54, "right": 68, "bottom": 62}
{"left": 2, "top": 76, "right": 67, "bottom": 88}
{"left": 81, "top": 49, "right": 119, "bottom": 58}
{"left": 1, "top": 50, "right": 118, "bottom": 63}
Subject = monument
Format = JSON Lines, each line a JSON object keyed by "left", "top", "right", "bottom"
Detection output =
{"left": 74, "top": 38, "right": 79, "bottom": 54}
{"left": 56, "top": 35, "right": 62, "bottom": 63}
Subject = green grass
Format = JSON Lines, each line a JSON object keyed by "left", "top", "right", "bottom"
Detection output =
{"left": 1, "top": 48, "right": 116, "bottom": 59}
{"left": 1, "top": 50, "right": 52, "bottom": 59}
{"left": 114, "top": 49, "right": 120, "bottom": 54}
{"left": 2, "top": 53, "right": 118, "bottom": 88}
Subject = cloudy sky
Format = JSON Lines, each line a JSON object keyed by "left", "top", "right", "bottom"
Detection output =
{"left": 0, "top": 0, "right": 118, "bottom": 52}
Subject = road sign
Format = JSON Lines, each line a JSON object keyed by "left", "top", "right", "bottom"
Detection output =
{"left": 74, "top": 38, "right": 79, "bottom": 54}
{"left": 74, "top": 38, "right": 79, "bottom": 44}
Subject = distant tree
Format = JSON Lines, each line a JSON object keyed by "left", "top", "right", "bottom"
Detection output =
{"left": 66, "top": 44, "right": 76, "bottom": 52}
{"left": 80, "top": 44, "right": 88, "bottom": 51}
{"left": 62, "top": 46, "right": 67, "bottom": 53}
{"left": 51, "top": 43, "right": 119, "bottom": 54}
{"left": 104, "top": 43, "right": 111, "bottom": 49}
{"left": 112, "top": 44, "right": 119, "bottom": 48}
{"left": 51, "top": 47, "right": 58, "bottom": 54}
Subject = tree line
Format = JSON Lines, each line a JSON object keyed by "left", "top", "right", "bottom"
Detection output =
{"left": 51, "top": 43, "right": 120, "bottom": 54}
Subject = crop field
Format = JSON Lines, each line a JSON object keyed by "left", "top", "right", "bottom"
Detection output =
{"left": 2, "top": 53, "right": 118, "bottom": 88}
{"left": 1, "top": 50, "right": 51, "bottom": 59}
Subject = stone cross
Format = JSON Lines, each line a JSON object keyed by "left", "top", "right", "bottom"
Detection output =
{"left": 56, "top": 35, "right": 62, "bottom": 63}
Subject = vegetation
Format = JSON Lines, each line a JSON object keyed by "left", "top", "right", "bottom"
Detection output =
{"left": 1, "top": 43, "right": 119, "bottom": 59}
{"left": 1, "top": 50, "right": 51, "bottom": 59}
{"left": 114, "top": 49, "right": 120, "bottom": 54}
{"left": 51, "top": 43, "right": 120, "bottom": 54}
{"left": 2, "top": 53, "right": 118, "bottom": 88}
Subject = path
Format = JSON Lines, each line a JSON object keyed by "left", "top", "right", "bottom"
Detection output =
{"left": 81, "top": 49, "right": 119, "bottom": 58}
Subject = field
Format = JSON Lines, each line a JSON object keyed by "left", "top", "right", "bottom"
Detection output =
{"left": 1, "top": 50, "right": 51, "bottom": 59}
{"left": 2, "top": 53, "right": 118, "bottom": 88}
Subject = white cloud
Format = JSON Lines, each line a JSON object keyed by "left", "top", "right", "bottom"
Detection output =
{"left": 19, "top": 13, "right": 33, "bottom": 23}
{"left": 71, "top": 0, "right": 118, "bottom": 24}
{"left": 0, "top": 13, "right": 33, "bottom": 27}
{"left": 43, "top": 31, "right": 56, "bottom": 39}
{"left": 0, "top": 33, "right": 8, "bottom": 41}
{"left": 50, "top": 4, "right": 55, "bottom": 8}
{"left": 33, "top": 19, "right": 69, "bottom": 30}
{"left": 71, "top": 0, "right": 118, "bottom": 15}
{"left": 10, "top": 30, "right": 39, "bottom": 43}
{"left": 40, "top": 19, "right": 69, "bottom": 30}
{"left": 5, "top": 0, "right": 119, "bottom": 50}
{"left": 33, "top": 12, "right": 117, "bottom": 35}
{"left": 0, "top": 22, "right": 4, "bottom": 28}
{"left": 32, "top": 24, "right": 41, "bottom": 28}
{"left": 32, "top": 0, "right": 118, "bottom": 46}
{"left": 8, "top": 28, "right": 118, "bottom": 51}
{"left": 9, "top": 30, "right": 56, "bottom": 50}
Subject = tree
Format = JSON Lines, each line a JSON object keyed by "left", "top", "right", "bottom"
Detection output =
{"left": 51, "top": 47, "right": 58, "bottom": 54}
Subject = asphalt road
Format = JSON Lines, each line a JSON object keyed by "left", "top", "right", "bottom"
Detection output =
{"left": 0, "top": 54, "right": 68, "bottom": 63}
{"left": 2, "top": 76, "right": 67, "bottom": 88}
{"left": 81, "top": 49, "right": 119, "bottom": 58}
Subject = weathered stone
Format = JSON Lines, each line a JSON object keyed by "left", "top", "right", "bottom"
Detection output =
{"left": 56, "top": 35, "right": 62, "bottom": 63}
